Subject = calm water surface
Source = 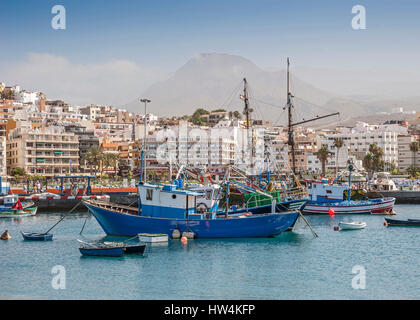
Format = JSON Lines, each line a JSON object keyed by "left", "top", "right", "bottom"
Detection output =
{"left": 1, "top": 204, "right": 420, "bottom": 300}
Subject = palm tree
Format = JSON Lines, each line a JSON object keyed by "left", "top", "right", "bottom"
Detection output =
{"left": 82, "top": 146, "right": 103, "bottom": 175}
{"left": 333, "top": 137, "right": 344, "bottom": 175}
{"left": 363, "top": 153, "right": 374, "bottom": 179}
{"left": 409, "top": 141, "right": 419, "bottom": 169}
{"left": 316, "top": 146, "right": 331, "bottom": 176}
{"left": 102, "top": 153, "right": 120, "bottom": 177}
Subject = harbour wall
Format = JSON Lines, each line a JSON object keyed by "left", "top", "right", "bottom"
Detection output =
{"left": 367, "top": 191, "right": 420, "bottom": 204}
{"left": 33, "top": 193, "right": 138, "bottom": 212}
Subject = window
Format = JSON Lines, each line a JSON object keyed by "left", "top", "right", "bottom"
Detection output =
{"left": 146, "top": 189, "right": 153, "bottom": 200}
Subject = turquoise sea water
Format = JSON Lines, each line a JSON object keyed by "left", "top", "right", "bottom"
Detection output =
{"left": 1, "top": 204, "right": 420, "bottom": 300}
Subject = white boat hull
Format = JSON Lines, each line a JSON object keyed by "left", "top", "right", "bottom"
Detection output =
{"left": 339, "top": 222, "right": 366, "bottom": 230}
{"left": 303, "top": 197, "right": 395, "bottom": 215}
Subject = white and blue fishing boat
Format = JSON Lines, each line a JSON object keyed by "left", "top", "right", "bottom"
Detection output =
{"left": 83, "top": 182, "right": 301, "bottom": 238}
{"left": 303, "top": 161, "right": 395, "bottom": 215}
{"left": 0, "top": 195, "right": 37, "bottom": 218}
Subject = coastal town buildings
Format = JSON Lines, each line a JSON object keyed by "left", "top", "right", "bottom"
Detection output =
{"left": 1, "top": 80, "right": 420, "bottom": 179}
{"left": 6, "top": 124, "right": 79, "bottom": 176}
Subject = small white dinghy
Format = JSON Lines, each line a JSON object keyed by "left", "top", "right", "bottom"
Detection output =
{"left": 338, "top": 221, "right": 366, "bottom": 230}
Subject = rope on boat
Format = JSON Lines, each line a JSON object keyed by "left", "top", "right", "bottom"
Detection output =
{"left": 44, "top": 201, "right": 84, "bottom": 235}
{"left": 298, "top": 211, "right": 319, "bottom": 238}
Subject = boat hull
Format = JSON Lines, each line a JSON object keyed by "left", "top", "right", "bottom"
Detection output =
{"left": 84, "top": 201, "right": 300, "bottom": 238}
{"left": 385, "top": 218, "right": 420, "bottom": 227}
{"left": 339, "top": 222, "right": 366, "bottom": 230}
{"left": 303, "top": 197, "right": 395, "bottom": 215}
{"left": 21, "top": 232, "right": 53, "bottom": 241}
{"left": 124, "top": 244, "right": 147, "bottom": 254}
{"left": 79, "top": 246, "right": 125, "bottom": 257}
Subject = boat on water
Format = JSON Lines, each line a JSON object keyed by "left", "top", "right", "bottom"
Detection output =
{"left": 0, "top": 195, "right": 38, "bottom": 218}
{"left": 338, "top": 221, "right": 366, "bottom": 230}
{"left": 78, "top": 239, "right": 125, "bottom": 257}
{"left": 303, "top": 161, "right": 395, "bottom": 215}
{"left": 384, "top": 218, "right": 420, "bottom": 227}
{"left": 21, "top": 231, "right": 53, "bottom": 241}
{"left": 83, "top": 182, "right": 301, "bottom": 238}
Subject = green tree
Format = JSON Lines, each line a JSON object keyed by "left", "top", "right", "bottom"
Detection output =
{"left": 410, "top": 141, "right": 419, "bottom": 168}
{"left": 191, "top": 108, "right": 210, "bottom": 125}
{"left": 407, "top": 165, "right": 419, "bottom": 178}
{"left": 315, "top": 146, "right": 332, "bottom": 175}
{"left": 83, "top": 146, "right": 103, "bottom": 175}
{"left": 11, "top": 167, "right": 27, "bottom": 178}
{"left": 333, "top": 137, "right": 344, "bottom": 175}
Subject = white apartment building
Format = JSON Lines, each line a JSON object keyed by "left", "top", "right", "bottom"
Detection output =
{"left": 318, "top": 122, "right": 405, "bottom": 168}
{"left": 6, "top": 125, "right": 79, "bottom": 176}
{"left": 142, "top": 120, "right": 265, "bottom": 173}
{"left": 397, "top": 135, "right": 420, "bottom": 171}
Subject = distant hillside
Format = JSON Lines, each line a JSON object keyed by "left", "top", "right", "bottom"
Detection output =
{"left": 125, "top": 53, "right": 420, "bottom": 124}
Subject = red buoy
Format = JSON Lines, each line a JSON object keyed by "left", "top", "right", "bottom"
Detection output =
{"left": 333, "top": 226, "right": 339, "bottom": 231}
{"left": 181, "top": 236, "right": 188, "bottom": 243}
{"left": 328, "top": 208, "right": 335, "bottom": 216}
{"left": 384, "top": 222, "right": 388, "bottom": 227}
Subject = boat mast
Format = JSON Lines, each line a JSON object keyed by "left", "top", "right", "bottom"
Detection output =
{"left": 241, "top": 78, "right": 255, "bottom": 172}
{"left": 285, "top": 58, "right": 340, "bottom": 176}
{"left": 286, "top": 58, "right": 296, "bottom": 175}
{"left": 241, "top": 78, "right": 255, "bottom": 171}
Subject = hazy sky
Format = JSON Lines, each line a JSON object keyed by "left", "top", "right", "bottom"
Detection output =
{"left": 1, "top": 0, "right": 420, "bottom": 106}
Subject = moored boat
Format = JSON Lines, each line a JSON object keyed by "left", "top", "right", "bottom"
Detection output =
{"left": 384, "top": 218, "right": 420, "bottom": 227}
{"left": 338, "top": 221, "right": 366, "bottom": 230}
{"left": 21, "top": 231, "right": 53, "bottom": 241}
{"left": 78, "top": 239, "right": 125, "bottom": 257}
{"left": 303, "top": 161, "right": 395, "bottom": 215}
{"left": 82, "top": 182, "right": 301, "bottom": 238}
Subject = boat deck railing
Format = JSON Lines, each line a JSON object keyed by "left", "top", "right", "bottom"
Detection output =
{"left": 85, "top": 200, "right": 139, "bottom": 216}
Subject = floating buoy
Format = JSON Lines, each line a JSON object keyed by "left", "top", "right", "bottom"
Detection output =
{"left": 181, "top": 236, "right": 188, "bottom": 243}
{"left": 328, "top": 208, "right": 335, "bottom": 216}
{"left": 384, "top": 222, "right": 388, "bottom": 227}
{"left": 0, "top": 230, "right": 11, "bottom": 240}
{"left": 333, "top": 226, "right": 339, "bottom": 231}
{"left": 172, "top": 229, "right": 181, "bottom": 239}
{"left": 182, "top": 231, "right": 195, "bottom": 239}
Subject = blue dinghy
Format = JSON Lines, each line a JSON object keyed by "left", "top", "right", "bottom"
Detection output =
{"left": 21, "top": 231, "right": 53, "bottom": 241}
{"left": 78, "top": 239, "right": 125, "bottom": 257}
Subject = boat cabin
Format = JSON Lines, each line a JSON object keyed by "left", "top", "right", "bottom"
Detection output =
{"left": 305, "top": 179, "right": 349, "bottom": 203}
{"left": 138, "top": 183, "right": 218, "bottom": 220}
{"left": 0, "top": 194, "right": 19, "bottom": 206}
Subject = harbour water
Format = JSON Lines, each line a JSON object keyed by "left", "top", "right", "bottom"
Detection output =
{"left": 1, "top": 204, "right": 420, "bottom": 300}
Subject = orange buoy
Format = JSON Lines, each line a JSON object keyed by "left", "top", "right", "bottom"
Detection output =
{"left": 333, "top": 226, "right": 339, "bottom": 231}
{"left": 384, "top": 222, "right": 388, "bottom": 227}
{"left": 328, "top": 208, "right": 335, "bottom": 216}
{"left": 181, "top": 236, "right": 188, "bottom": 243}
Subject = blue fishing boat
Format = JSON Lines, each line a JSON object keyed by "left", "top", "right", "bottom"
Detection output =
{"left": 385, "top": 218, "right": 420, "bottom": 227}
{"left": 21, "top": 231, "right": 53, "bottom": 241}
{"left": 83, "top": 182, "right": 300, "bottom": 238}
{"left": 77, "top": 239, "right": 125, "bottom": 257}
{"left": 303, "top": 161, "right": 395, "bottom": 215}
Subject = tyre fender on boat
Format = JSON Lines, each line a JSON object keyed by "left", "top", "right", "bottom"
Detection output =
{"left": 196, "top": 203, "right": 208, "bottom": 213}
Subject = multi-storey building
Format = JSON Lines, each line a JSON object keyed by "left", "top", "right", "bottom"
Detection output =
{"left": 0, "top": 136, "right": 6, "bottom": 177}
{"left": 6, "top": 125, "right": 79, "bottom": 176}
{"left": 397, "top": 135, "right": 419, "bottom": 172}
